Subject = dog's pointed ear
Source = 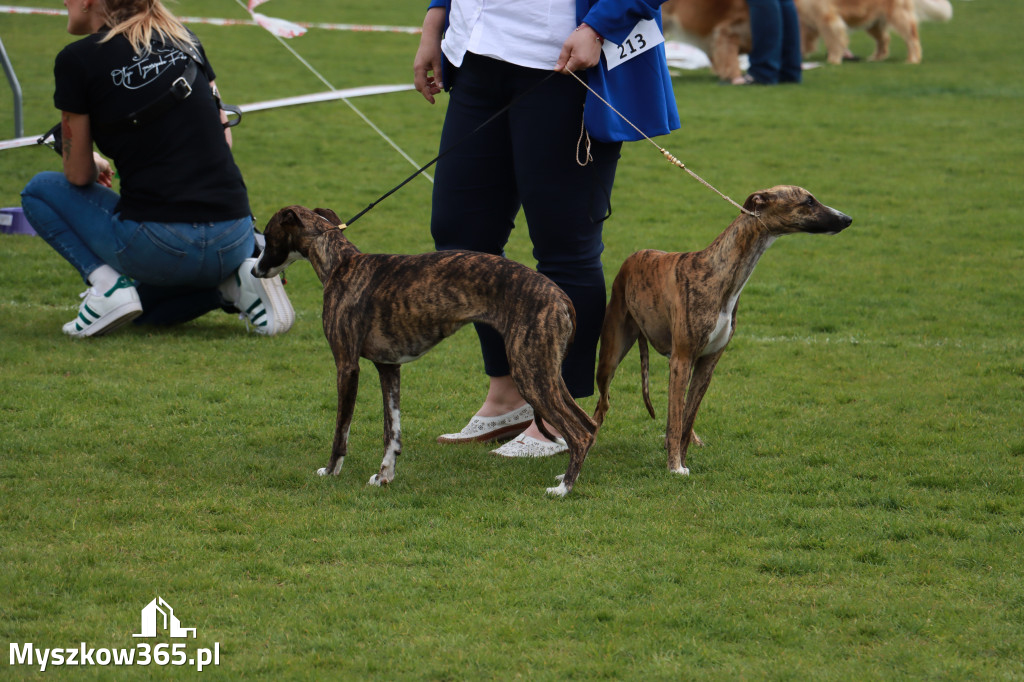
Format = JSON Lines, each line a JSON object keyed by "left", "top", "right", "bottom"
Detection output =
{"left": 313, "top": 208, "right": 343, "bottom": 227}
{"left": 286, "top": 205, "right": 309, "bottom": 225}
{"left": 743, "top": 192, "right": 769, "bottom": 213}
{"left": 267, "top": 205, "right": 303, "bottom": 231}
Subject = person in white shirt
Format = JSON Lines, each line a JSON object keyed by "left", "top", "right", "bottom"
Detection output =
{"left": 414, "top": 0, "right": 679, "bottom": 457}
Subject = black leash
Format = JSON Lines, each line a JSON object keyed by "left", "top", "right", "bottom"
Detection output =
{"left": 342, "top": 70, "right": 558, "bottom": 227}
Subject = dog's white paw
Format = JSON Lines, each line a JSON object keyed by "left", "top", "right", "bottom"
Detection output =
{"left": 546, "top": 481, "right": 569, "bottom": 497}
{"left": 671, "top": 466, "right": 690, "bottom": 476}
{"left": 317, "top": 461, "right": 344, "bottom": 476}
{"left": 554, "top": 474, "right": 565, "bottom": 482}
{"left": 368, "top": 474, "right": 392, "bottom": 487}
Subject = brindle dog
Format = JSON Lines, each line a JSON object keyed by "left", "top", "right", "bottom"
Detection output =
{"left": 252, "top": 206, "right": 598, "bottom": 496}
{"left": 593, "top": 186, "right": 852, "bottom": 477}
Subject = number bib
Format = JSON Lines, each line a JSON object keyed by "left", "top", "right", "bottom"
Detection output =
{"left": 601, "top": 18, "right": 665, "bottom": 70}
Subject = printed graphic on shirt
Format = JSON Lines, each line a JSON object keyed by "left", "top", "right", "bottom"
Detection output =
{"left": 111, "top": 45, "right": 189, "bottom": 90}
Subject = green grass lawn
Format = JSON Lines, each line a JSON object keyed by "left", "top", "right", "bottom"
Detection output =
{"left": 1, "top": 0, "right": 1022, "bottom": 679}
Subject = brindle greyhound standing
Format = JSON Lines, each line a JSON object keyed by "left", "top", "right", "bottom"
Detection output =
{"left": 593, "top": 185, "right": 852, "bottom": 476}
{"left": 252, "top": 205, "right": 598, "bottom": 496}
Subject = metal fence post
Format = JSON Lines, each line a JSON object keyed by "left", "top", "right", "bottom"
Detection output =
{"left": 1, "top": 37, "right": 25, "bottom": 138}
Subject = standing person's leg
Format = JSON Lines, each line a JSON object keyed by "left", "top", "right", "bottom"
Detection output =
{"left": 431, "top": 55, "right": 520, "bottom": 252}
{"left": 485, "top": 68, "right": 621, "bottom": 456}
{"left": 509, "top": 69, "right": 620, "bottom": 400}
{"left": 432, "top": 55, "right": 537, "bottom": 441}
{"left": 778, "top": 0, "right": 804, "bottom": 83}
{"left": 745, "top": 0, "right": 784, "bottom": 84}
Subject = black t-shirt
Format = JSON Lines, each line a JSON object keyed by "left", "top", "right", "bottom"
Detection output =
{"left": 54, "top": 31, "right": 250, "bottom": 223}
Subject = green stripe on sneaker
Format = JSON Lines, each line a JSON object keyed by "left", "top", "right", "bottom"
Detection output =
{"left": 104, "top": 276, "right": 134, "bottom": 296}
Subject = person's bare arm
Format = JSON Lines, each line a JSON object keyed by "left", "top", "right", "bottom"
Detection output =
{"left": 211, "top": 80, "right": 234, "bottom": 148}
{"left": 61, "top": 111, "right": 110, "bottom": 186}
{"left": 413, "top": 7, "right": 446, "bottom": 103}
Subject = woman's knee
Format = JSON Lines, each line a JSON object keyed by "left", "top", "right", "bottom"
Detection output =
{"left": 20, "top": 172, "right": 69, "bottom": 234}
{"left": 22, "top": 170, "right": 118, "bottom": 218}
{"left": 531, "top": 221, "right": 606, "bottom": 284}
{"left": 21, "top": 171, "right": 67, "bottom": 204}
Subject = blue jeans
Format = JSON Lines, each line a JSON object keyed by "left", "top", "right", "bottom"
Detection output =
{"left": 747, "top": 0, "right": 803, "bottom": 84}
{"left": 431, "top": 54, "right": 621, "bottom": 399}
{"left": 21, "top": 171, "right": 255, "bottom": 325}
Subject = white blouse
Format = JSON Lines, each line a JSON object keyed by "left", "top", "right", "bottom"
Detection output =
{"left": 441, "top": 0, "right": 578, "bottom": 70}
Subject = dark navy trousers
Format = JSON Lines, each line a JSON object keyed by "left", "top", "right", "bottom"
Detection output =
{"left": 431, "top": 53, "right": 621, "bottom": 398}
{"left": 746, "top": 0, "right": 803, "bottom": 84}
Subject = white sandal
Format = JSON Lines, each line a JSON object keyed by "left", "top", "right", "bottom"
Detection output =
{"left": 436, "top": 404, "right": 534, "bottom": 444}
{"left": 491, "top": 433, "right": 568, "bottom": 458}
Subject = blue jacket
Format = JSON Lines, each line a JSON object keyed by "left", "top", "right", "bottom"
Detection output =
{"left": 427, "top": 0, "right": 680, "bottom": 142}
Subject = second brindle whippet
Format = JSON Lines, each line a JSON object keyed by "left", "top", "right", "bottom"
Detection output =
{"left": 251, "top": 205, "right": 598, "bottom": 496}
{"left": 593, "top": 185, "right": 852, "bottom": 476}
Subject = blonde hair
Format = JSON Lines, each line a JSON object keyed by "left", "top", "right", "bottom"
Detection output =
{"left": 98, "top": 0, "right": 195, "bottom": 55}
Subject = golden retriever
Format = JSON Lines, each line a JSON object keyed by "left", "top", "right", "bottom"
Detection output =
{"left": 798, "top": 0, "right": 952, "bottom": 65}
{"left": 661, "top": 0, "right": 952, "bottom": 81}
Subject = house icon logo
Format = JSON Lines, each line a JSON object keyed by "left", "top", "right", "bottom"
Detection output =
{"left": 132, "top": 597, "right": 197, "bottom": 639}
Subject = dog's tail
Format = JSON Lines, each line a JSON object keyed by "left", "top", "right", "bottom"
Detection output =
{"left": 639, "top": 336, "right": 656, "bottom": 420}
{"left": 527, "top": 380, "right": 598, "bottom": 447}
{"left": 913, "top": 0, "right": 952, "bottom": 22}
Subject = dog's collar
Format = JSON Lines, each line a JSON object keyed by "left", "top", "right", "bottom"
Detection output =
{"left": 317, "top": 214, "right": 347, "bottom": 231}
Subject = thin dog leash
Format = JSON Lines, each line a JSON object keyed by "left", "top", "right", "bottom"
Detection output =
{"left": 342, "top": 71, "right": 558, "bottom": 227}
{"left": 563, "top": 69, "right": 758, "bottom": 219}
{"left": 344, "top": 64, "right": 758, "bottom": 227}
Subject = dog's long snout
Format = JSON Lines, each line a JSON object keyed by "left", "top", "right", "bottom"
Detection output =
{"left": 252, "top": 254, "right": 286, "bottom": 279}
{"left": 809, "top": 205, "right": 853, "bottom": 235}
{"left": 828, "top": 206, "right": 853, "bottom": 234}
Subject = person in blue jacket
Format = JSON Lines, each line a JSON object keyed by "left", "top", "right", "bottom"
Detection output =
{"left": 414, "top": 0, "right": 679, "bottom": 457}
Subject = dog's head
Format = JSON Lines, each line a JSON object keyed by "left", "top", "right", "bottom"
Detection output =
{"left": 252, "top": 205, "right": 347, "bottom": 278}
{"left": 742, "top": 185, "right": 852, "bottom": 236}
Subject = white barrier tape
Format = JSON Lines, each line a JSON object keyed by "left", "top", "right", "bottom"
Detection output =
{"left": 0, "top": 5, "right": 422, "bottom": 33}
{"left": 0, "top": 135, "right": 38, "bottom": 151}
{"left": 0, "top": 85, "right": 416, "bottom": 151}
{"left": 238, "top": 84, "right": 414, "bottom": 113}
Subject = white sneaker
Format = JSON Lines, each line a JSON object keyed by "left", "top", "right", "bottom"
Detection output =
{"left": 235, "top": 257, "right": 294, "bottom": 335}
{"left": 62, "top": 276, "right": 142, "bottom": 338}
